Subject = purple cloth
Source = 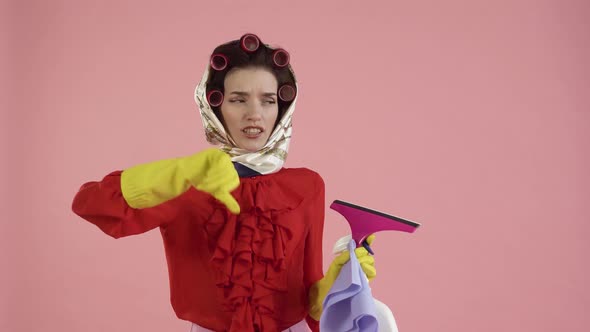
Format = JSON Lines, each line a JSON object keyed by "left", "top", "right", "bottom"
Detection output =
{"left": 320, "top": 239, "right": 378, "bottom": 332}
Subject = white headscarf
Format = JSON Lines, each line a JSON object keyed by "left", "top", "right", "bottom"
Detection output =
{"left": 194, "top": 56, "right": 298, "bottom": 175}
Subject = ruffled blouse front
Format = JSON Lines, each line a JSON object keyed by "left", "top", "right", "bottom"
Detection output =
{"left": 170, "top": 168, "right": 325, "bottom": 331}
{"left": 208, "top": 175, "right": 307, "bottom": 331}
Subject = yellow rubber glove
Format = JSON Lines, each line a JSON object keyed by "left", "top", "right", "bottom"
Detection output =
{"left": 309, "top": 234, "right": 376, "bottom": 320}
{"left": 121, "top": 148, "right": 240, "bottom": 214}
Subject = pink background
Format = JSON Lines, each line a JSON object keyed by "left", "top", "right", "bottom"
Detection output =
{"left": 3, "top": 0, "right": 589, "bottom": 331}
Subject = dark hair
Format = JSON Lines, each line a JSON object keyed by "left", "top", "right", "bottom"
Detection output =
{"left": 205, "top": 39, "right": 296, "bottom": 125}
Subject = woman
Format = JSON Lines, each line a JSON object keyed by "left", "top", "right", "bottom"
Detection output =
{"left": 72, "top": 33, "right": 376, "bottom": 332}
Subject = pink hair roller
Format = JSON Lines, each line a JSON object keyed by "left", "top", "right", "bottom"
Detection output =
{"left": 278, "top": 84, "right": 296, "bottom": 102}
{"left": 210, "top": 53, "right": 228, "bottom": 71}
{"left": 240, "top": 33, "right": 260, "bottom": 53}
{"left": 272, "top": 49, "right": 290, "bottom": 67}
{"left": 207, "top": 90, "right": 224, "bottom": 107}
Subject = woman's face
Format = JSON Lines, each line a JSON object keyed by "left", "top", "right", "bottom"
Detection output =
{"left": 220, "top": 67, "right": 279, "bottom": 152}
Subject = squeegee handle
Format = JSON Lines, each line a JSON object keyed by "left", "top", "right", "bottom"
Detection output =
{"left": 362, "top": 240, "right": 375, "bottom": 255}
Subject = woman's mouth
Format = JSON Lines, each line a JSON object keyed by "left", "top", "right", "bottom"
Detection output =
{"left": 242, "top": 126, "right": 264, "bottom": 138}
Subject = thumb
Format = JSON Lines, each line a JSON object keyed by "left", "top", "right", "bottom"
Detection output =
{"left": 213, "top": 191, "right": 240, "bottom": 214}
{"left": 365, "top": 234, "right": 376, "bottom": 245}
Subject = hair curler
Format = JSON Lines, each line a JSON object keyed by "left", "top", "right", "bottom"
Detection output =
{"left": 206, "top": 90, "right": 224, "bottom": 107}
{"left": 272, "top": 49, "right": 290, "bottom": 67}
{"left": 330, "top": 200, "right": 420, "bottom": 254}
{"left": 210, "top": 53, "right": 228, "bottom": 71}
{"left": 240, "top": 33, "right": 260, "bottom": 53}
{"left": 278, "top": 84, "right": 297, "bottom": 102}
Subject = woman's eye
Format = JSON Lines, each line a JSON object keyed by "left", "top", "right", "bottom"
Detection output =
{"left": 230, "top": 99, "right": 245, "bottom": 103}
{"left": 264, "top": 100, "right": 276, "bottom": 104}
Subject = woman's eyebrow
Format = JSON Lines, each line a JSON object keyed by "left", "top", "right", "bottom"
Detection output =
{"left": 229, "top": 91, "right": 277, "bottom": 97}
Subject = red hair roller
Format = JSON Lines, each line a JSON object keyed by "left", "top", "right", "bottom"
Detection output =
{"left": 210, "top": 53, "right": 228, "bottom": 71}
{"left": 278, "top": 84, "right": 296, "bottom": 102}
{"left": 207, "top": 90, "right": 224, "bottom": 107}
{"left": 272, "top": 49, "right": 290, "bottom": 67}
{"left": 240, "top": 33, "right": 260, "bottom": 53}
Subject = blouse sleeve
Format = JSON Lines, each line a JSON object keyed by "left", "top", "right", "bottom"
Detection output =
{"left": 71, "top": 171, "right": 180, "bottom": 239}
{"left": 303, "top": 173, "right": 326, "bottom": 331}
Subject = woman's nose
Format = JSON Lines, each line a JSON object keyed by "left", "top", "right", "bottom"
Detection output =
{"left": 245, "top": 103, "right": 263, "bottom": 120}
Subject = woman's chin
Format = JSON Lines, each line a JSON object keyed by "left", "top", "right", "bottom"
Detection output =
{"left": 234, "top": 137, "right": 268, "bottom": 152}
{"left": 236, "top": 142, "right": 264, "bottom": 152}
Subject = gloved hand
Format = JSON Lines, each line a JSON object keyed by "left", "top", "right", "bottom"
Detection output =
{"left": 121, "top": 148, "right": 240, "bottom": 214}
{"left": 308, "top": 234, "right": 376, "bottom": 320}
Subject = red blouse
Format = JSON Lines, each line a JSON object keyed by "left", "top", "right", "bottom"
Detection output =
{"left": 72, "top": 167, "right": 325, "bottom": 332}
